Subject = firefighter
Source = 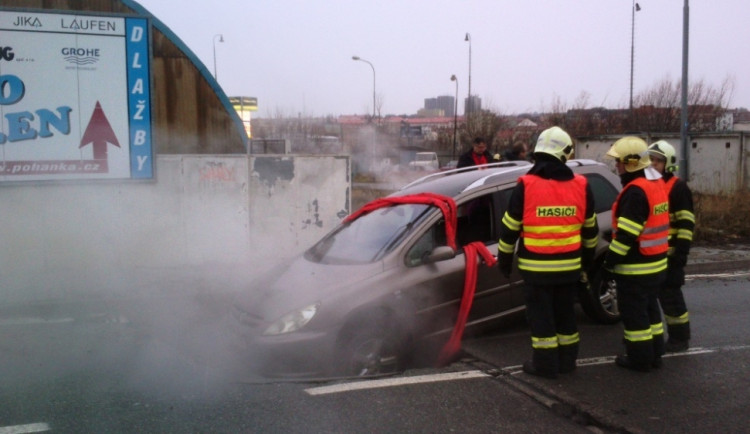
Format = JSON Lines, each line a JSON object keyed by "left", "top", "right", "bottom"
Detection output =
{"left": 497, "top": 126, "right": 599, "bottom": 379}
{"left": 604, "top": 137, "right": 669, "bottom": 372}
{"left": 649, "top": 140, "right": 694, "bottom": 352}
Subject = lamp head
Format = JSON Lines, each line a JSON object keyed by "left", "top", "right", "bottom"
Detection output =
{"left": 450, "top": 74, "right": 456, "bottom": 81}
{"left": 464, "top": 33, "right": 470, "bottom": 41}
{"left": 352, "top": 56, "right": 360, "bottom": 61}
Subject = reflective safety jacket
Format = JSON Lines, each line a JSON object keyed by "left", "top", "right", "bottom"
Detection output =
{"left": 498, "top": 160, "right": 598, "bottom": 285}
{"left": 663, "top": 174, "right": 695, "bottom": 258}
{"left": 520, "top": 174, "right": 587, "bottom": 255}
{"left": 608, "top": 177, "right": 669, "bottom": 277}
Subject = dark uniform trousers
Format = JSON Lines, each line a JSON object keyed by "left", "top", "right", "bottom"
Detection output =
{"left": 525, "top": 282, "right": 578, "bottom": 373}
{"left": 617, "top": 278, "right": 665, "bottom": 365}
{"left": 659, "top": 260, "right": 691, "bottom": 342}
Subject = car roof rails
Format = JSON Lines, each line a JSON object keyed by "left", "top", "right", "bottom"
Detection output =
{"left": 399, "top": 161, "right": 532, "bottom": 190}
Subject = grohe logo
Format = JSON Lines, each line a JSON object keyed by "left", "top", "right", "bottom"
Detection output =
{"left": 0, "top": 47, "right": 15, "bottom": 61}
{"left": 61, "top": 47, "right": 100, "bottom": 65}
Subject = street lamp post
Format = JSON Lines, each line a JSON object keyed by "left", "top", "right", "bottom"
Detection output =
{"left": 213, "top": 34, "right": 224, "bottom": 80}
{"left": 352, "top": 56, "right": 376, "bottom": 120}
{"left": 629, "top": 2, "right": 641, "bottom": 113}
{"left": 464, "top": 33, "right": 472, "bottom": 115}
{"left": 450, "top": 75, "right": 459, "bottom": 161}
{"left": 680, "top": 0, "right": 690, "bottom": 181}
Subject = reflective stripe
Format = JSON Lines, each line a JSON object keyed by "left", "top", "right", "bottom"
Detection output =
{"left": 518, "top": 257, "right": 581, "bottom": 272}
{"left": 677, "top": 229, "right": 693, "bottom": 241}
{"left": 617, "top": 216, "right": 644, "bottom": 236}
{"left": 609, "top": 239, "right": 630, "bottom": 256}
{"left": 557, "top": 332, "right": 580, "bottom": 346}
{"left": 613, "top": 258, "right": 668, "bottom": 275}
{"left": 582, "top": 236, "right": 598, "bottom": 248}
{"left": 643, "top": 223, "right": 670, "bottom": 234}
{"left": 624, "top": 328, "right": 653, "bottom": 342}
{"left": 523, "top": 224, "right": 582, "bottom": 234}
{"left": 674, "top": 209, "right": 695, "bottom": 223}
{"left": 584, "top": 214, "right": 597, "bottom": 227}
{"left": 502, "top": 212, "right": 521, "bottom": 231}
{"left": 640, "top": 237, "right": 668, "bottom": 248}
{"left": 665, "top": 312, "right": 689, "bottom": 325}
{"left": 498, "top": 239, "right": 515, "bottom": 254}
{"left": 532, "top": 336, "right": 558, "bottom": 349}
{"left": 524, "top": 234, "right": 581, "bottom": 247}
{"left": 651, "top": 322, "right": 664, "bottom": 336}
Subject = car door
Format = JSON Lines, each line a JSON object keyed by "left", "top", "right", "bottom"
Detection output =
{"left": 401, "top": 187, "right": 522, "bottom": 340}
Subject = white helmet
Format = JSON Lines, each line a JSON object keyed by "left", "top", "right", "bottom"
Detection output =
{"left": 606, "top": 136, "right": 650, "bottom": 173}
{"left": 648, "top": 140, "right": 678, "bottom": 173}
{"left": 533, "top": 126, "right": 574, "bottom": 162}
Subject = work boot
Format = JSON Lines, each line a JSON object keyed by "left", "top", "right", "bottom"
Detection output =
{"left": 522, "top": 360, "right": 557, "bottom": 379}
{"left": 651, "top": 356, "right": 663, "bottom": 369}
{"left": 558, "top": 343, "right": 578, "bottom": 374}
{"left": 665, "top": 339, "right": 689, "bottom": 353}
{"left": 559, "top": 363, "right": 577, "bottom": 374}
{"left": 614, "top": 355, "right": 650, "bottom": 372}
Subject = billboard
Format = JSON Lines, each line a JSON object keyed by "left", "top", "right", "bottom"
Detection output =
{"left": 0, "top": 9, "right": 153, "bottom": 182}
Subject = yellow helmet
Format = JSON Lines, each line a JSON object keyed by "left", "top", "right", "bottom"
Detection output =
{"left": 533, "top": 126, "right": 574, "bottom": 162}
{"left": 648, "top": 140, "right": 678, "bottom": 173}
{"left": 606, "top": 136, "right": 650, "bottom": 173}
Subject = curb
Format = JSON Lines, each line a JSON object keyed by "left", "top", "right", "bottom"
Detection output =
{"left": 685, "top": 259, "right": 750, "bottom": 275}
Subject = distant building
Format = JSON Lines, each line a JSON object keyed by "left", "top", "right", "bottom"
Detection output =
{"left": 229, "top": 96, "right": 258, "bottom": 138}
{"left": 424, "top": 95, "right": 455, "bottom": 117}
{"left": 417, "top": 108, "right": 445, "bottom": 117}
{"left": 465, "top": 95, "right": 482, "bottom": 114}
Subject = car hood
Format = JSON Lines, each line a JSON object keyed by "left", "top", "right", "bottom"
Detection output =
{"left": 233, "top": 254, "right": 384, "bottom": 321}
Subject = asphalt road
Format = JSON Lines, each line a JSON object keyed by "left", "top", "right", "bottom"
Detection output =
{"left": 0, "top": 264, "right": 748, "bottom": 433}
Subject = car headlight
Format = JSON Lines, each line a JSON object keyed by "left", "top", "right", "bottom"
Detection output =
{"left": 263, "top": 303, "right": 319, "bottom": 336}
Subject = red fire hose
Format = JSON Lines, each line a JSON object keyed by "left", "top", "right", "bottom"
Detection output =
{"left": 437, "top": 241, "right": 497, "bottom": 366}
{"left": 346, "top": 193, "right": 496, "bottom": 366}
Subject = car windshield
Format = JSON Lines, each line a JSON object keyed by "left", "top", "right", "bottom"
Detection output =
{"left": 306, "top": 203, "right": 431, "bottom": 264}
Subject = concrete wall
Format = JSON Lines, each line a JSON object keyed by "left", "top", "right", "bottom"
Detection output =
{"left": 0, "top": 154, "right": 350, "bottom": 303}
{"left": 577, "top": 132, "right": 749, "bottom": 194}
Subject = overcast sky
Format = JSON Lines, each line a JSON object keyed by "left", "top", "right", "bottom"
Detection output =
{"left": 135, "top": 0, "right": 749, "bottom": 118}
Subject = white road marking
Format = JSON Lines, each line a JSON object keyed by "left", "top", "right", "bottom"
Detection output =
{"left": 307, "top": 344, "right": 750, "bottom": 395}
{"left": 687, "top": 271, "right": 750, "bottom": 280}
{"left": 305, "top": 370, "right": 489, "bottom": 396}
{"left": 0, "top": 423, "right": 51, "bottom": 434}
{"left": 0, "top": 318, "right": 74, "bottom": 326}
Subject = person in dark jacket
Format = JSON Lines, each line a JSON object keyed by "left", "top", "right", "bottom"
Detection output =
{"left": 456, "top": 137, "right": 496, "bottom": 169}
{"left": 497, "top": 126, "right": 599, "bottom": 379}
{"left": 503, "top": 141, "right": 529, "bottom": 161}
{"left": 604, "top": 137, "right": 669, "bottom": 372}
{"left": 649, "top": 140, "right": 694, "bottom": 352}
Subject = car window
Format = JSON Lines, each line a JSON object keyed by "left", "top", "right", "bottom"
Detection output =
{"left": 584, "top": 173, "right": 619, "bottom": 214}
{"left": 406, "top": 193, "right": 496, "bottom": 267}
{"left": 308, "top": 203, "right": 431, "bottom": 264}
{"left": 455, "top": 196, "right": 494, "bottom": 247}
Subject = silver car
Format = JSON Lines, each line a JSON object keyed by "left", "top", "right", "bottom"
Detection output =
{"left": 230, "top": 160, "right": 621, "bottom": 378}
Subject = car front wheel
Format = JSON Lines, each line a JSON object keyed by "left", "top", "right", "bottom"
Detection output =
{"left": 578, "top": 265, "right": 621, "bottom": 324}
{"left": 334, "top": 312, "right": 407, "bottom": 377}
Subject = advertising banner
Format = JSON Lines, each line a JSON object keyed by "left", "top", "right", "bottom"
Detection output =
{"left": 0, "top": 9, "right": 153, "bottom": 182}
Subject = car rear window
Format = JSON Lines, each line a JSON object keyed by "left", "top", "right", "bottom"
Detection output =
{"left": 584, "top": 173, "right": 619, "bottom": 214}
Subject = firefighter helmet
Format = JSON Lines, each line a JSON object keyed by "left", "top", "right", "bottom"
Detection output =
{"left": 648, "top": 140, "right": 678, "bottom": 173}
{"left": 533, "top": 126, "right": 574, "bottom": 162}
{"left": 606, "top": 136, "right": 650, "bottom": 173}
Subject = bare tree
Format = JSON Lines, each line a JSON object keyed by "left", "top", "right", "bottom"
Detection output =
{"left": 633, "top": 75, "right": 735, "bottom": 132}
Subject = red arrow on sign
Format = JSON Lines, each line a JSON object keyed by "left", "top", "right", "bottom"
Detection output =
{"left": 79, "top": 101, "right": 121, "bottom": 160}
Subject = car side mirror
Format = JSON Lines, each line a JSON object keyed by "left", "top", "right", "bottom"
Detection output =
{"left": 425, "top": 246, "right": 456, "bottom": 263}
